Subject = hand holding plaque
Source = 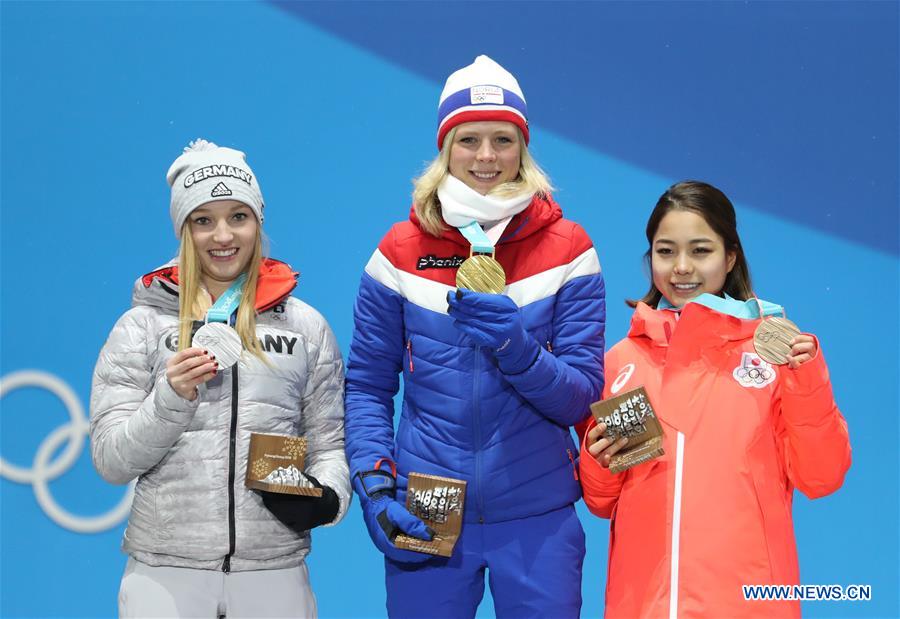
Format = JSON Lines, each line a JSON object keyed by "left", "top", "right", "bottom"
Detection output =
{"left": 589, "top": 387, "right": 665, "bottom": 474}
{"left": 245, "top": 432, "right": 322, "bottom": 497}
{"left": 354, "top": 462, "right": 435, "bottom": 564}
{"left": 394, "top": 473, "right": 467, "bottom": 558}
{"left": 258, "top": 472, "right": 340, "bottom": 533}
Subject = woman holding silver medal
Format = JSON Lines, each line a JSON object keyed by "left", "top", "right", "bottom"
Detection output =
{"left": 580, "top": 180, "right": 852, "bottom": 618}
{"left": 90, "top": 140, "right": 350, "bottom": 618}
{"left": 344, "top": 56, "right": 606, "bottom": 617}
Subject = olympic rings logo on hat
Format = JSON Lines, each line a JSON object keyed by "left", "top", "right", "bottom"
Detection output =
{"left": 0, "top": 370, "right": 133, "bottom": 533}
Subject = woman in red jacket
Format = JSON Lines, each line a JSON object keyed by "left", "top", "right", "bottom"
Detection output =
{"left": 580, "top": 180, "right": 851, "bottom": 618}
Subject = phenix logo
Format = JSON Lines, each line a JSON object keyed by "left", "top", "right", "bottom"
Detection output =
{"left": 184, "top": 165, "right": 253, "bottom": 188}
{"left": 733, "top": 352, "right": 776, "bottom": 388}
{"left": 417, "top": 254, "right": 466, "bottom": 270}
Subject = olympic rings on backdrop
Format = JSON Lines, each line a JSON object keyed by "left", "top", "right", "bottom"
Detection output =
{"left": 0, "top": 370, "right": 133, "bottom": 533}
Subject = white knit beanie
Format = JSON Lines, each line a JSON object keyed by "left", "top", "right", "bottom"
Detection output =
{"left": 436, "top": 55, "right": 528, "bottom": 150}
{"left": 166, "top": 139, "right": 265, "bottom": 238}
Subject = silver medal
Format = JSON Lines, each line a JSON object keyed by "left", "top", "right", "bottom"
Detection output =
{"left": 193, "top": 322, "right": 242, "bottom": 368}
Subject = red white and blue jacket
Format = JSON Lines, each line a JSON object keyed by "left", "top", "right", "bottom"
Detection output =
{"left": 345, "top": 195, "right": 606, "bottom": 523}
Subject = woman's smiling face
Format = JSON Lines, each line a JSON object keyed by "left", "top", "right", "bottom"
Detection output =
{"left": 188, "top": 199, "right": 258, "bottom": 296}
{"left": 448, "top": 121, "right": 521, "bottom": 194}
{"left": 651, "top": 209, "right": 736, "bottom": 307}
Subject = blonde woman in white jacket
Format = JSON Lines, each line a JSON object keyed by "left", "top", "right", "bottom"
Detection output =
{"left": 90, "top": 139, "right": 350, "bottom": 618}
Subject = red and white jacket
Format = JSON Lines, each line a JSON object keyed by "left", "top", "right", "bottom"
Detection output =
{"left": 580, "top": 301, "right": 851, "bottom": 618}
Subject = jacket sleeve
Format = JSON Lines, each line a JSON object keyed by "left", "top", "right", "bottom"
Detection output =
{"left": 344, "top": 247, "right": 405, "bottom": 483}
{"left": 775, "top": 339, "right": 851, "bottom": 499}
{"left": 501, "top": 230, "right": 606, "bottom": 427}
{"left": 579, "top": 417, "right": 625, "bottom": 518}
{"left": 300, "top": 309, "right": 351, "bottom": 526}
{"left": 578, "top": 349, "right": 626, "bottom": 518}
{"left": 89, "top": 308, "right": 198, "bottom": 485}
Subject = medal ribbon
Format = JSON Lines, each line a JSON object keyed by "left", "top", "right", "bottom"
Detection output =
{"left": 205, "top": 273, "right": 248, "bottom": 323}
{"left": 457, "top": 218, "right": 513, "bottom": 255}
{"left": 751, "top": 296, "right": 787, "bottom": 319}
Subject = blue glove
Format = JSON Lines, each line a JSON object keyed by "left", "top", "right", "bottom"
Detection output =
{"left": 447, "top": 288, "right": 541, "bottom": 374}
{"left": 354, "top": 464, "right": 435, "bottom": 564}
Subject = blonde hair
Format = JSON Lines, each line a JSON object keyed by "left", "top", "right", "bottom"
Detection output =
{"left": 177, "top": 223, "right": 267, "bottom": 362}
{"left": 412, "top": 127, "right": 554, "bottom": 237}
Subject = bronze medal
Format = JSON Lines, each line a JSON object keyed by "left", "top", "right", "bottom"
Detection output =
{"left": 753, "top": 316, "right": 801, "bottom": 365}
{"left": 456, "top": 254, "right": 506, "bottom": 294}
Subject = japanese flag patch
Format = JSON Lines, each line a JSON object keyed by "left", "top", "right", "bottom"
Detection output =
{"left": 733, "top": 352, "right": 776, "bottom": 389}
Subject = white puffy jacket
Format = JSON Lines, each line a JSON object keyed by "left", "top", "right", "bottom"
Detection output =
{"left": 90, "top": 259, "right": 350, "bottom": 571}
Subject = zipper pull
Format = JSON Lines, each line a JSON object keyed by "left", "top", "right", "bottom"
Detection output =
{"left": 663, "top": 321, "right": 673, "bottom": 344}
{"left": 407, "top": 339, "right": 414, "bottom": 372}
{"left": 546, "top": 340, "right": 553, "bottom": 352}
{"left": 567, "top": 448, "right": 579, "bottom": 481}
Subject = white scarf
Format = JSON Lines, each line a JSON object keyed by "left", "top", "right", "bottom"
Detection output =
{"left": 438, "top": 174, "right": 533, "bottom": 229}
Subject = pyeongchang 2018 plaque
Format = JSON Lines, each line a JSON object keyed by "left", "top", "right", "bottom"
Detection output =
{"left": 245, "top": 432, "right": 322, "bottom": 497}
{"left": 589, "top": 386, "right": 665, "bottom": 474}
{"left": 394, "top": 473, "right": 467, "bottom": 558}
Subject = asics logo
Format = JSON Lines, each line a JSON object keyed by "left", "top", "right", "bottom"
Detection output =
{"left": 610, "top": 363, "right": 636, "bottom": 395}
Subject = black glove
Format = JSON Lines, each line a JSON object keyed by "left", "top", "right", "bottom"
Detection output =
{"left": 259, "top": 474, "right": 340, "bottom": 533}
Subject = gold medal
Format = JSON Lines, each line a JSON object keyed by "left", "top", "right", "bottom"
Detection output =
{"left": 753, "top": 316, "right": 801, "bottom": 365}
{"left": 456, "top": 252, "right": 506, "bottom": 294}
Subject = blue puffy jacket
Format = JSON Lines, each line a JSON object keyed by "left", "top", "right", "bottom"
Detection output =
{"left": 345, "top": 195, "right": 605, "bottom": 524}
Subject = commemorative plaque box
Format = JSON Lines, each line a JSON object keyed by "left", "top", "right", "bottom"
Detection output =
{"left": 245, "top": 432, "right": 322, "bottom": 497}
{"left": 394, "top": 473, "right": 467, "bottom": 558}
{"left": 589, "top": 386, "right": 665, "bottom": 474}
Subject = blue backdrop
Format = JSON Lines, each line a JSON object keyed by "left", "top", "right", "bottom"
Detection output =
{"left": 1, "top": 1, "right": 897, "bottom": 617}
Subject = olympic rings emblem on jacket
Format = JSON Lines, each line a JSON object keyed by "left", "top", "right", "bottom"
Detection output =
{"left": 0, "top": 370, "right": 133, "bottom": 533}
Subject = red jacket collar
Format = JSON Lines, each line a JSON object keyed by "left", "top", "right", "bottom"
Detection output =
{"left": 408, "top": 193, "right": 563, "bottom": 246}
{"left": 141, "top": 258, "right": 298, "bottom": 312}
{"left": 628, "top": 301, "right": 760, "bottom": 347}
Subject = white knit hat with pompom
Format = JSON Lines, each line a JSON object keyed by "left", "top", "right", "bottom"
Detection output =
{"left": 166, "top": 138, "right": 265, "bottom": 238}
{"left": 436, "top": 55, "right": 528, "bottom": 150}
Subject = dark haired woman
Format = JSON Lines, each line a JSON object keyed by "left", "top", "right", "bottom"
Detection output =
{"left": 580, "top": 180, "right": 851, "bottom": 618}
